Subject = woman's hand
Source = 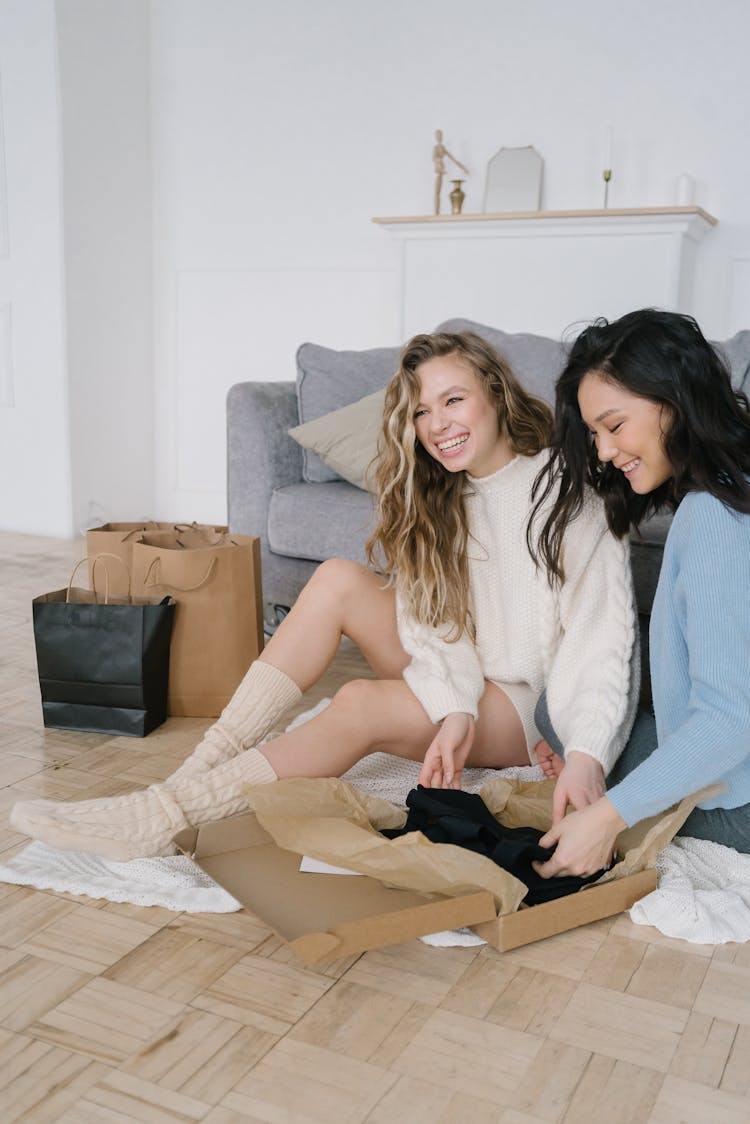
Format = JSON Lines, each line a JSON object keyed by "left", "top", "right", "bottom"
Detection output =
{"left": 419, "top": 712, "right": 475, "bottom": 790}
{"left": 551, "top": 751, "right": 606, "bottom": 823}
{"left": 532, "top": 796, "right": 627, "bottom": 879}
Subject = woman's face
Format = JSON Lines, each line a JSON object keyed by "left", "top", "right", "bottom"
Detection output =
{"left": 577, "top": 370, "right": 674, "bottom": 494}
{"left": 413, "top": 353, "right": 512, "bottom": 478}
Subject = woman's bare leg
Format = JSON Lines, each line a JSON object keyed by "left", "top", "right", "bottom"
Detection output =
{"left": 464, "top": 682, "right": 529, "bottom": 769}
{"left": 260, "top": 558, "right": 408, "bottom": 687}
{"left": 260, "top": 677, "right": 529, "bottom": 780}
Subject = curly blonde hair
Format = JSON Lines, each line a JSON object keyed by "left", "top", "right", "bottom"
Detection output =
{"left": 366, "top": 331, "right": 553, "bottom": 635}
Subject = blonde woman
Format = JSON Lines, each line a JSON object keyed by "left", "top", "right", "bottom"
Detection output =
{"left": 12, "top": 331, "right": 639, "bottom": 860}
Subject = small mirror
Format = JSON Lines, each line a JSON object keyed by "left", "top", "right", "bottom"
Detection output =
{"left": 483, "top": 146, "right": 543, "bottom": 213}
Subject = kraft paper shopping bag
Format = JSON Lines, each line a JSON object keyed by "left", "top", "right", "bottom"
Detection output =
{"left": 131, "top": 531, "right": 264, "bottom": 717}
{"left": 86, "top": 522, "right": 228, "bottom": 595}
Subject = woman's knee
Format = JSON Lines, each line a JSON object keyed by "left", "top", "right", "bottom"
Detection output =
{"left": 331, "top": 678, "right": 436, "bottom": 764}
{"left": 330, "top": 677, "right": 381, "bottom": 719}
{"left": 307, "top": 558, "right": 375, "bottom": 602}
{"left": 327, "top": 678, "right": 386, "bottom": 750}
{"left": 311, "top": 557, "right": 366, "bottom": 587}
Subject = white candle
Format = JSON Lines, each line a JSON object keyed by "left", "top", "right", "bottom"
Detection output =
{"left": 603, "top": 124, "right": 613, "bottom": 170}
{"left": 676, "top": 173, "right": 695, "bottom": 205}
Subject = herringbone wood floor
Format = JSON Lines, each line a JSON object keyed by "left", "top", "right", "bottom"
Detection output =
{"left": 1, "top": 532, "right": 749, "bottom": 1122}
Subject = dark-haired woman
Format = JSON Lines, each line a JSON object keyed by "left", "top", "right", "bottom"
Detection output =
{"left": 530, "top": 308, "right": 750, "bottom": 879}
{"left": 11, "top": 331, "right": 638, "bottom": 860}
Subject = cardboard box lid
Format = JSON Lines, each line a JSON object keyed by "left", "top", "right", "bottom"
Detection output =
{"left": 175, "top": 812, "right": 497, "bottom": 964}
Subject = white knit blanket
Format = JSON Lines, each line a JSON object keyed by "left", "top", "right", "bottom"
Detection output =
{"left": 0, "top": 842, "right": 242, "bottom": 912}
{"left": 2, "top": 700, "right": 749, "bottom": 945}
{"left": 628, "top": 835, "right": 750, "bottom": 944}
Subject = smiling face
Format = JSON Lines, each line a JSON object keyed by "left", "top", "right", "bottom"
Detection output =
{"left": 577, "top": 370, "right": 674, "bottom": 494}
{"left": 413, "top": 353, "right": 513, "bottom": 478}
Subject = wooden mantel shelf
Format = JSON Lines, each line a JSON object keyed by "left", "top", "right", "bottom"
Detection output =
{"left": 373, "top": 206, "right": 717, "bottom": 226}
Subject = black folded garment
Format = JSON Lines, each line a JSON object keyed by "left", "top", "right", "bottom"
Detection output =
{"left": 382, "top": 785, "right": 607, "bottom": 905}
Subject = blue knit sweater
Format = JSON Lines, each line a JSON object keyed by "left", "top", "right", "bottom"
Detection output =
{"left": 607, "top": 490, "right": 750, "bottom": 826}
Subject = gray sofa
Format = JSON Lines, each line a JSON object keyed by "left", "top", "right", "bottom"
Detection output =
{"left": 227, "top": 316, "right": 750, "bottom": 695}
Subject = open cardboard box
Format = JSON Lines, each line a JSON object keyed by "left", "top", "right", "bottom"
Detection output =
{"left": 174, "top": 812, "right": 497, "bottom": 964}
{"left": 176, "top": 776, "right": 718, "bottom": 965}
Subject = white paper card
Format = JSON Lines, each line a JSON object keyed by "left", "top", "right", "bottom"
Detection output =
{"left": 299, "top": 856, "right": 362, "bottom": 876}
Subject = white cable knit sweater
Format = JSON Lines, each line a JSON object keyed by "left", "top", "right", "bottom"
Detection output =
{"left": 397, "top": 451, "right": 639, "bottom": 774}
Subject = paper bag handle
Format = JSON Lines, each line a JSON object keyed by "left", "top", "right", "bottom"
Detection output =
{"left": 173, "top": 523, "right": 226, "bottom": 545}
{"left": 67, "top": 553, "right": 131, "bottom": 604}
{"left": 142, "top": 555, "right": 217, "bottom": 592}
{"left": 105, "top": 521, "right": 161, "bottom": 542}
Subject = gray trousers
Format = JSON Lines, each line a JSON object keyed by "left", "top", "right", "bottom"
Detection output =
{"left": 534, "top": 694, "right": 750, "bottom": 854}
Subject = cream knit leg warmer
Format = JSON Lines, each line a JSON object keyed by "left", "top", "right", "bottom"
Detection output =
{"left": 10, "top": 746, "right": 278, "bottom": 862}
{"left": 168, "top": 660, "right": 301, "bottom": 783}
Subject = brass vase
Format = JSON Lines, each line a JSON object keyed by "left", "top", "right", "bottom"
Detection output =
{"left": 449, "top": 179, "right": 465, "bottom": 214}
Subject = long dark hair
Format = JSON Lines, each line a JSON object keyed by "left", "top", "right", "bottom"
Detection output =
{"left": 531, "top": 308, "right": 750, "bottom": 581}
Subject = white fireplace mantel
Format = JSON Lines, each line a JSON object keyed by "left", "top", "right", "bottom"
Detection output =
{"left": 373, "top": 207, "right": 717, "bottom": 340}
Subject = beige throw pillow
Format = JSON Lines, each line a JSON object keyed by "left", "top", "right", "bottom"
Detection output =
{"left": 288, "top": 387, "right": 385, "bottom": 492}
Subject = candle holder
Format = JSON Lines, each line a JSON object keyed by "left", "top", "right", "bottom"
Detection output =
{"left": 602, "top": 168, "right": 612, "bottom": 209}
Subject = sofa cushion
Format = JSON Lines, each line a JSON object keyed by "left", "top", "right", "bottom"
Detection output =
{"left": 715, "top": 330, "right": 750, "bottom": 393}
{"left": 295, "top": 342, "right": 400, "bottom": 483}
{"left": 268, "top": 481, "right": 377, "bottom": 563}
{"left": 288, "top": 388, "right": 385, "bottom": 492}
{"left": 436, "top": 318, "right": 568, "bottom": 405}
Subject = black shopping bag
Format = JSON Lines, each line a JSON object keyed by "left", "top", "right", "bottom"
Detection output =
{"left": 32, "top": 556, "right": 175, "bottom": 737}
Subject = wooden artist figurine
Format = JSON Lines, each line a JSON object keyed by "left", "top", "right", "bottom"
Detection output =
{"left": 432, "top": 128, "right": 468, "bottom": 214}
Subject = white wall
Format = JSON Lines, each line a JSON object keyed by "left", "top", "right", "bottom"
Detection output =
{"left": 0, "top": 0, "right": 153, "bottom": 538}
{"left": 56, "top": 0, "right": 153, "bottom": 536}
{"left": 1, "top": 0, "right": 748, "bottom": 535}
{"left": 0, "top": 0, "right": 72, "bottom": 536}
{"left": 150, "top": 0, "right": 750, "bottom": 526}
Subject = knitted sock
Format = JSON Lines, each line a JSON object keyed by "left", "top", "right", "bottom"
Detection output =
{"left": 10, "top": 747, "right": 278, "bottom": 862}
{"left": 168, "top": 660, "right": 301, "bottom": 783}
